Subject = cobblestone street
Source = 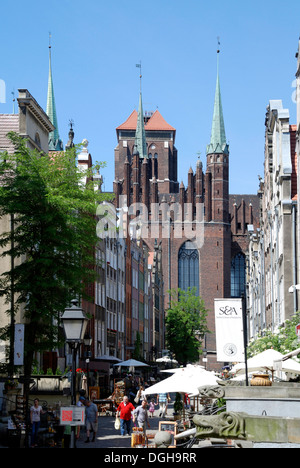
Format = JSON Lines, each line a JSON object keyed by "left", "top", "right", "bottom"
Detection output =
{"left": 76, "top": 410, "right": 161, "bottom": 449}
{"left": 75, "top": 407, "right": 300, "bottom": 449}
{"left": 2, "top": 0, "right": 300, "bottom": 455}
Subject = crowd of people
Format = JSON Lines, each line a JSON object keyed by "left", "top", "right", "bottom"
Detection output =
{"left": 28, "top": 389, "right": 172, "bottom": 448}
{"left": 115, "top": 391, "right": 171, "bottom": 438}
{"left": 69, "top": 375, "right": 172, "bottom": 445}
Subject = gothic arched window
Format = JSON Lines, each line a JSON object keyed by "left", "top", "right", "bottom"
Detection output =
{"left": 231, "top": 253, "right": 246, "bottom": 298}
{"left": 178, "top": 241, "right": 199, "bottom": 296}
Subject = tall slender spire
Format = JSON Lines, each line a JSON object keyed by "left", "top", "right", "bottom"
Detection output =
{"left": 47, "top": 34, "right": 63, "bottom": 151}
{"left": 134, "top": 62, "right": 147, "bottom": 159}
{"left": 206, "top": 47, "right": 229, "bottom": 155}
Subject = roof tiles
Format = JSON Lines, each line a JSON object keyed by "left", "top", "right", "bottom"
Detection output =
{"left": 117, "top": 109, "right": 175, "bottom": 132}
{"left": 0, "top": 114, "right": 19, "bottom": 153}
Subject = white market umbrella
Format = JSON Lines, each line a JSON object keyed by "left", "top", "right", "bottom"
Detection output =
{"left": 143, "top": 366, "right": 219, "bottom": 396}
{"left": 161, "top": 364, "right": 205, "bottom": 373}
{"left": 231, "top": 349, "right": 300, "bottom": 377}
{"left": 156, "top": 356, "right": 178, "bottom": 364}
{"left": 113, "top": 359, "right": 149, "bottom": 368}
{"left": 143, "top": 373, "right": 198, "bottom": 396}
{"left": 280, "top": 358, "right": 300, "bottom": 374}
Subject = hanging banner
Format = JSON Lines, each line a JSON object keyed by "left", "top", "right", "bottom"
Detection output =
{"left": 214, "top": 299, "right": 244, "bottom": 362}
{"left": 0, "top": 340, "right": 6, "bottom": 364}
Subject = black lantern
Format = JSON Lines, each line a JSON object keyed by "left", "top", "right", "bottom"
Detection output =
{"left": 62, "top": 299, "right": 88, "bottom": 344}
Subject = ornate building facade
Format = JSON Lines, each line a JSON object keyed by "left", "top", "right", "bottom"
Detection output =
{"left": 247, "top": 101, "right": 298, "bottom": 340}
{"left": 113, "top": 59, "right": 260, "bottom": 369}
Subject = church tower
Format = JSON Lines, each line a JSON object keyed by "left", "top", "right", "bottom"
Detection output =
{"left": 112, "top": 50, "right": 260, "bottom": 370}
{"left": 46, "top": 37, "right": 63, "bottom": 151}
{"left": 206, "top": 50, "right": 229, "bottom": 224}
{"left": 114, "top": 85, "right": 178, "bottom": 209}
{"left": 200, "top": 50, "right": 231, "bottom": 365}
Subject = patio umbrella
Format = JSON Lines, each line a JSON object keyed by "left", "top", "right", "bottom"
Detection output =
{"left": 231, "top": 348, "right": 300, "bottom": 378}
{"left": 98, "top": 354, "right": 121, "bottom": 362}
{"left": 113, "top": 359, "right": 149, "bottom": 367}
{"left": 143, "top": 365, "right": 219, "bottom": 396}
{"left": 156, "top": 356, "right": 178, "bottom": 364}
{"left": 161, "top": 364, "right": 205, "bottom": 373}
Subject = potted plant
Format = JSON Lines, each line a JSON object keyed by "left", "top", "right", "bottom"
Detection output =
{"left": 4, "top": 379, "right": 19, "bottom": 392}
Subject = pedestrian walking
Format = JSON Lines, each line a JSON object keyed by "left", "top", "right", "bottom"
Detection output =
{"left": 30, "top": 398, "right": 45, "bottom": 447}
{"left": 133, "top": 400, "right": 150, "bottom": 435}
{"left": 77, "top": 396, "right": 86, "bottom": 440}
{"left": 128, "top": 385, "right": 136, "bottom": 404}
{"left": 116, "top": 396, "right": 135, "bottom": 436}
{"left": 134, "top": 385, "right": 145, "bottom": 405}
{"left": 148, "top": 399, "right": 157, "bottom": 418}
{"left": 85, "top": 399, "right": 98, "bottom": 443}
{"left": 157, "top": 392, "right": 170, "bottom": 418}
{"left": 184, "top": 393, "right": 190, "bottom": 409}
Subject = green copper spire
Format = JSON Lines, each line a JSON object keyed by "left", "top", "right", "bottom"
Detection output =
{"left": 134, "top": 63, "right": 148, "bottom": 159}
{"left": 47, "top": 38, "right": 63, "bottom": 151}
{"left": 135, "top": 92, "right": 147, "bottom": 159}
{"left": 206, "top": 52, "right": 229, "bottom": 155}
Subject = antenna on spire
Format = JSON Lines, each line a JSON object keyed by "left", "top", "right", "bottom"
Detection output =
{"left": 48, "top": 32, "right": 52, "bottom": 65}
{"left": 217, "top": 37, "right": 221, "bottom": 74}
{"left": 136, "top": 61, "right": 142, "bottom": 93}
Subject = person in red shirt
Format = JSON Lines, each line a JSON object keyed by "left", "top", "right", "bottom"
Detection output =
{"left": 116, "top": 396, "right": 135, "bottom": 436}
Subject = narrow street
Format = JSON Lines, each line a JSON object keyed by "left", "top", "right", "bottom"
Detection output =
{"left": 1, "top": 2, "right": 300, "bottom": 454}
{"left": 75, "top": 403, "right": 300, "bottom": 449}
{"left": 76, "top": 406, "right": 164, "bottom": 449}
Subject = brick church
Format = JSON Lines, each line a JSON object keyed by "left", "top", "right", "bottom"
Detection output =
{"left": 113, "top": 60, "right": 259, "bottom": 369}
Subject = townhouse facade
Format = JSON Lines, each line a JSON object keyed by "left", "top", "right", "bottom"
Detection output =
{"left": 247, "top": 99, "right": 298, "bottom": 338}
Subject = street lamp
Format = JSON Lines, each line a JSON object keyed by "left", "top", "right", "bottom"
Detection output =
{"left": 84, "top": 334, "right": 93, "bottom": 398}
{"left": 194, "top": 330, "right": 203, "bottom": 341}
{"left": 61, "top": 299, "right": 89, "bottom": 448}
{"left": 61, "top": 299, "right": 89, "bottom": 344}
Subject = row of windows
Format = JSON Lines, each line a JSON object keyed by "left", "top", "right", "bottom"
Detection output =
{"left": 178, "top": 242, "right": 246, "bottom": 298}
{"left": 99, "top": 241, "right": 246, "bottom": 308}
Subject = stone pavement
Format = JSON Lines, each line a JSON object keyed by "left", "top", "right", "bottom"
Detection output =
{"left": 71, "top": 404, "right": 300, "bottom": 449}
{"left": 76, "top": 406, "right": 163, "bottom": 449}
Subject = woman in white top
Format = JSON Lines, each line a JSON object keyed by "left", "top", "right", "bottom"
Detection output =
{"left": 30, "top": 398, "right": 44, "bottom": 447}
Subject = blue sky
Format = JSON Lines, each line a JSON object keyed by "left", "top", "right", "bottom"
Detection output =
{"left": 1, "top": 0, "right": 300, "bottom": 194}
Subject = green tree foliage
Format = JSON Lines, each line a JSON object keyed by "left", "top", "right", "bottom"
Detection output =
{"left": 0, "top": 132, "right": 109, "bottom": 379}
{"left": 165, "top": 288, "right": 209, "bottom": 365}
{"left": 248, "top": 312, "right": 300, "bottom": 360}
